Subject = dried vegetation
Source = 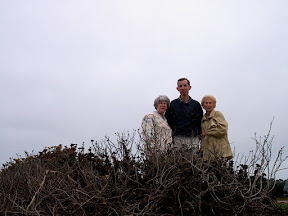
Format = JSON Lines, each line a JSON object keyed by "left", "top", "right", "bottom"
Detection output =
{"left": 0, "top": 127, "right": 287, "bottom": 215}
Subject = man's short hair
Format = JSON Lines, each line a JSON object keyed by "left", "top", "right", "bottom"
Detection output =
{"left": 177, "top": 78, "right": 190, "bottom": 86}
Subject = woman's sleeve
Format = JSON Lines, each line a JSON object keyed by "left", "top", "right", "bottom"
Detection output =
{"left": 207, "top": 111, "right": 228, "bottom": 138}
{"left": 141, "top": 114, "right": 155, "bottom": 146}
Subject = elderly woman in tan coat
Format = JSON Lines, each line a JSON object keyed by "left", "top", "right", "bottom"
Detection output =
{"left": 200, "top": 95, "right": 233, "bottom": 160}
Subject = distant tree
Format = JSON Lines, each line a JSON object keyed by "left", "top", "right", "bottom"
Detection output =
{"left": 271, "top": 179, "right": 286, "bottom": 198}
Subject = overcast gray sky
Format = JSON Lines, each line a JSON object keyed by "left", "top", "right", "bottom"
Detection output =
{"left": 1, "top": 1, "right": 287, "bottom": 179}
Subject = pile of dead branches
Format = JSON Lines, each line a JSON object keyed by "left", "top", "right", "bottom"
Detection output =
{"left": 0, "top": 130, "right": 286, "bottom": 215}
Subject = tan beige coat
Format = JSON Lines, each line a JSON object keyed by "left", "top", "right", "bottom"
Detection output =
{"left": 201, "top": 110, "right": 233, "bottom": 160}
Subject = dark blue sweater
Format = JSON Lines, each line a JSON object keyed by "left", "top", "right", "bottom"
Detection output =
{"left": 165, "top": 97, "right": 203, "bottom": 137}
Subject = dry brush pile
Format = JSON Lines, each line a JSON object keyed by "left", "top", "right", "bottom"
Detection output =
{"left": 0, "top": 130, "right": 287, "bottom": 215}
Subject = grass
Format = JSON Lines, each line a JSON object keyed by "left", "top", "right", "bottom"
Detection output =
{"left": 275, "top": 198, "right": 288, "bottom": 215}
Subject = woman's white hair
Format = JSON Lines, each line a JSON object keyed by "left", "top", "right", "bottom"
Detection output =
{"left": 154, "top": 95, "right": 170, "bottom": 109}
{"left": 201, "top": 94, "right": 217, "bottom": 108}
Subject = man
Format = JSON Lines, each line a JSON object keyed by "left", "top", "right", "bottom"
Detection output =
{"left": 165, "top": 78, "right": 203, "bottom": 151}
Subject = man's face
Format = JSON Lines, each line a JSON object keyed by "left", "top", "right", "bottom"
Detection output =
{"left": 177, "top": 80, "right": 191, "bottom": 96}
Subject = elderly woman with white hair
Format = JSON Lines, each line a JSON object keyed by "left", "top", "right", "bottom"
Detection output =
{"left": 201, "top": 95, "right": 233, "bottom": 160}
{"left": 141, "top": 95, "right": 172, "bottom": 153}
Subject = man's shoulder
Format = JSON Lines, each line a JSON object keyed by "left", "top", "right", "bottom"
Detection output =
{"left": 171, "top": 98, "right": 179, "bottom": 102}
{"left": 170, "top": 98, "right": 180, "bottom": 105}
{"left": 170, "top": 97, "right": 201, "bottom": 106}
{"left": 190, "top": 98, "right": 201, "bottom": 105}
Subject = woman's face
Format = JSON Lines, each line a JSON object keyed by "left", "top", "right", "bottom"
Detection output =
{"left": 156, "top": 101, "right": 168, "bottom": 114}
{"left": 203, "top": 98, "right": 214, "bottom": 112}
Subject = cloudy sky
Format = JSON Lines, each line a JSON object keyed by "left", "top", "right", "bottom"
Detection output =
{"left": 1, "top": 1, "right": 287, "bottom": 179}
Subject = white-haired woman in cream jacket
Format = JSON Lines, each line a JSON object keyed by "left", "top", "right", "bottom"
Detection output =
{"left": 141, "top": 95, "right": 172, "bottom": 154}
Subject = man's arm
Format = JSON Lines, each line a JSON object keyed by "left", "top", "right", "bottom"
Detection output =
{"left": 193, "top": 102, "right": 203, "bottom": 136}
{"left": 165, "top": 105, "right": 177, "bottom": 134}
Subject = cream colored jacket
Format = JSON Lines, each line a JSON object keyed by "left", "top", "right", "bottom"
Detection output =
{"left": 141, "top": 111, "right": 172, "bottom": 152}
{"left": 201, "top": 110, "right": 233, "bottom": 160}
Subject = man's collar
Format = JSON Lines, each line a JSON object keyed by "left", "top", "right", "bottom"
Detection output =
{"left": 179, "top": 96, "right": 192, "bottom": 103}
